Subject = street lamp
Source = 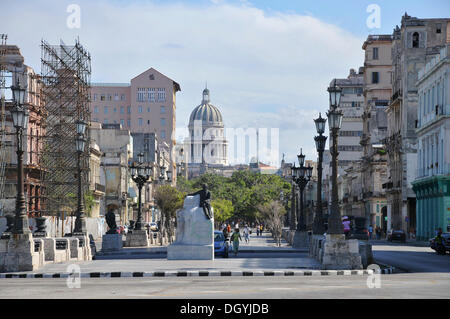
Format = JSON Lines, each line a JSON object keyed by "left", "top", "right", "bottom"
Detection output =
{"left": 326, "top": 84, "right": 344, "bottom": 235}
{"left": 10, "top": 77, "right": 30, "bottom": 234}
{"left": 73, "top": 119, "right": 88, "bottom": 234}
{"left": 129, "top": 152, "right": 153, "bottom": 231}
{"left": 313, "top": 113, "right": 327, "bottom": 235}
{"left": 292, "top": 149, "right": 312, "bottom": 232}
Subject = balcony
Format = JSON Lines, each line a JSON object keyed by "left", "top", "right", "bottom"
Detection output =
{"left": 94, "top": 183, "right": 106, "bottom": 194}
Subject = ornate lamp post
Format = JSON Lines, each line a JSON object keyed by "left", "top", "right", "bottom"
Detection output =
{"left": 326, "top": 81, "right": 344, "bottom": 234}
{"left": 129, "top": 152, "right": 153, "bottom": 231}
{"left": 10, "top": 77, "right": 30, "bottom": 234}
{"left": 290, "top": 164, "right": 297, "bottom": 230}
{"left": 313, "top": 113, "right": 327, "bottom": 235}
{"left": 73, "top": 119, "right": 87, "bottom": 234}
{"left": 292, "top": 149, "right": 313, "bottom": 232}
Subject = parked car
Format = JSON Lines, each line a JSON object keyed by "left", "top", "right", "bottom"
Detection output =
{"left": 429, "top": 233, "right": 450, "bottom": 255}
{"left": 214, "top": 230, "right": 229, "bottom": 258}
{"left": 387, "top": 229, "right": 406, "bottom": 243}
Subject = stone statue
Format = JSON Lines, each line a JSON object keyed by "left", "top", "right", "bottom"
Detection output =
{"left": 188, "top": 184, "right": 212, "bottom": 219}
{"left": 105, "top": 209, "right": 117, "bottom": 234}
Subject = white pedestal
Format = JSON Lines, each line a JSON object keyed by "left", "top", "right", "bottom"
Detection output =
{"left": 102, "top": 234, "right": 123, "bottom": 252}
{"left": 321, "top": 234, "right": 362, "bottom": 270}
{"left": 167, "top": 195, "right": 214, "bottom": 260}
{"left": 0, "top": 233, "right": 43, "bottom": 272}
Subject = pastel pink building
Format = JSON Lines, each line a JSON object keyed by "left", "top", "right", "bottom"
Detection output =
{"left": 90, "top": 68, "right": 181, "bottom": 148}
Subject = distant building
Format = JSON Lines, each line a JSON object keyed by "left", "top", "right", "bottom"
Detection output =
{"left": 90, "top": 67, "right": 180, "bottom": 181}
{"left": 329, "top": 68, "right": 365, "bottom": 175}
{"left": 187, "top": 87, "right": 228, "bottom": 178}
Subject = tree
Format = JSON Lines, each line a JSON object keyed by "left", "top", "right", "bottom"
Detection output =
{"left": 154, "top": 185, "right": 184, "bottom": 244}
{"left": 211, "top": 198, "right": 234, "bottom": 228}
{"left": 257, "top": 201, "right": 286, "bottom": 246}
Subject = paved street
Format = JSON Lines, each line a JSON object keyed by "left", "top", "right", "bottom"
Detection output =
{"left": 372, "top": 242, "right": 450, "bottom": 273}
{"left": 0, "top": 273, "right": 448, "bottom": 299}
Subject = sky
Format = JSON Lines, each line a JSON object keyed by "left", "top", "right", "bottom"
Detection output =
{"left": 1, "top": 0, "right": 449, "bottom": 166}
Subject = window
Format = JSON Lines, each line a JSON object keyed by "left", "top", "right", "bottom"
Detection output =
{"left": 436, "top": 23, "right": 442, "bottom": 34}
{"left": 373, "top": 47, "right": 379, "bottom": 60}
{"left": 127, "top": 119, "right": 131, "bottom": 127}
{"left": 121, "top": 94, "right": 125, "bottom": 101}
{"left": 161, "top": 130, "right": 166, "bottom": 138}
{"left": 100, "top": 94, "right": 105, "bottom": 101}
{"left": 107, "top": 94, "right": 112, "bottom": 101}
{"left": 138, "top": 106, "right": 143, "bottom": 113}
{"left": 148, "top": 88, "right": 156, "bottom": 102}
{"left": 93, "top": 94, "right": 97, "bottom": 101}
{"left": 104, "top": 119, "right": 108, "bottom": 124}
{"left": 127, "top": 106, "right": 131, "bottom": 114}
{"left": 372, "top": 72, "right": 379, "bottom": 84}
{"left": 94, "top": 106, "right": 99, "bottom": 114}
{"left": 137, "top": 88, "right": 146, "bottom": 102}
{"left": 93, "top": 118, "right": 99, "bottom": 122}
{"left": 412, "top": 32, "right": 419, "bottom": 48}
{"left": 120, "top": 106, "right": 124, "bottom": 114}
{"left": 113, "top": 107, "right": 117, "bottom": 113}
{"left": 147, "top": 120, "right": 150, "bottom": 125}
{"left": 160, "top": 106, "right": 165, "bottom": 113}
{"left": 147, "top": 107, "right": 151, "bottom": 113}
{"left": 120, "top": 119, "right": 124, "bottom": 126}
{"left": 104, "top": 106, "right": 108, "bottom": 114}
{"left": 138, "top": 118, "right": 143, "bottom": 126}
{"left": 157, "top": 88, "right": 165, "bottom": 102}
{"left": 161, "top": 118, "right": 166, "bottom": 126}
{"left": 114, "top": 93, "right": 119, "bottom": 101}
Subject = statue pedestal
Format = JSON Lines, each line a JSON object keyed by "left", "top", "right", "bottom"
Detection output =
{"left": 167, "top": 195, "right": 214, "bottom": 260}
{"left": 292, "top": 230, "right": 309, "bottom": 248}
{"left": 125, "top": 230, "right": 149, "bottom": 247}
{"left": 102, "top": 234, "right": 123, "bottom": 252}
{"left": 321, "top": 234, "right": 362, "bottom": 270}
{"left": 0, "top": 233, "right": 44, "bottom": 272}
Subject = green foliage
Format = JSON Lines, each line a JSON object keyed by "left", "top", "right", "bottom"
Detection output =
{"left": 211, "top": 198, "right": 234, "bottom": 225}
{"left": 176, "top": 170, "right": 291, "bottom": 223}
{"left": 154, "top": 185, "right": 184, "bottom": 221}
{"left": 66, "top": 190, "right": 95, "bottom": 217}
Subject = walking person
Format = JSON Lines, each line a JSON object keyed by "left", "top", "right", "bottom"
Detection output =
{"left": 243, "top": 225, "right": 250, "bottom": 243}
{"left": 231, "top": 228, "right": 242, "bottom": 256}
{"left": 368, "top": 225, "right": 373, "bottom": 240}
{"left": 259, "top": 224, "right": 263, "bottom": 236}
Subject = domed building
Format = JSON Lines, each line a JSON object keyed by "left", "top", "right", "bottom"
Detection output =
{"left": 188, "top": 87, "right": 228, "bottom": 170}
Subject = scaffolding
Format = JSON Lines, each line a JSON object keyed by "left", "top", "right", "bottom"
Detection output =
{"left": 0, "top": 34, "right": 10, "bottom": 215}
{"left": 39, "top": 39, "right": 91, "bottom": 217}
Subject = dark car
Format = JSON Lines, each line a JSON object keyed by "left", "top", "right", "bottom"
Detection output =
{"left": 214, "top": 230, "right": 229, "bottom": 258}
{"left": 387, "top": 229, "right": 406, "bottom": 243}
{"left": 430, "top": 233, "right": 450, "bottom": 254}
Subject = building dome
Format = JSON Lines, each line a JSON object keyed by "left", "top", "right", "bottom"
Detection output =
{"left": 189, "top": 88, "right": 223, "bottom": 125}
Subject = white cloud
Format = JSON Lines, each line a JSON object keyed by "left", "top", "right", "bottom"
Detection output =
{"left": 1, "top": 0, "right": 365, "bottom": 164}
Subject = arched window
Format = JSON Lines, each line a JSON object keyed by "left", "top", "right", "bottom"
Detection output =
{"left": 412, "top": 32, "right": 419, "bottom": 48}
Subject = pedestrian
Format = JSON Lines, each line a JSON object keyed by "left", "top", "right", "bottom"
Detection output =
{"left": 227, "top": 223, "right": 231, "bottom": 234}
{"left": 368, "top": 225, "right": 373, "bottom": 240}
{"left": 259, "top": 224, "right": 263, "bottom": 236}
{"left": 343, "top": 218, "right": 351, "bottom": 239}
{"left": 231, "top": 228, "right": 242, "bottom": 256}
{"left": 243, "top": 225, "right": 250, "bottom": 243}
{"left": 376, "top": 226, "right": 381, "bottom": 240}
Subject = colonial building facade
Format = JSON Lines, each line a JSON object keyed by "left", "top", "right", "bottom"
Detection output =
{"left": 412, "top": 44, "right": 450, "bottom": 240}
{"left": 360, "top": 34, "right": 392, "bottom": 232}
{"left": 385, "top": 14, "right": 450, "bottom": 235}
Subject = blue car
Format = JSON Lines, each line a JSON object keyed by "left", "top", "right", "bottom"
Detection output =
{"left": 214, "top": 230, "right": 229, "bottom": 258}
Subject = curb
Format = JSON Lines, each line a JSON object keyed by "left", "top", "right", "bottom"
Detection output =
{"left": 0, "top": 269, "right": 383, "bottom": 278}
